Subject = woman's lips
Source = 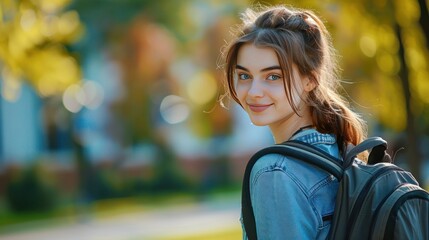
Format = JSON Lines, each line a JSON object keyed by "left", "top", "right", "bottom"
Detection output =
{"left": 248, "top": 103, "right": 273, "bottom": 112}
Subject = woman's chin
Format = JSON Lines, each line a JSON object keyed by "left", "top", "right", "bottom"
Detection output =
{"left": 250, "top": 120, "right": 268, "bottom": 126}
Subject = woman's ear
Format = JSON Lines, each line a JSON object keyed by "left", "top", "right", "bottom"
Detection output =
{"left": 303, "top": 75, "right": 317, "bottom": 92}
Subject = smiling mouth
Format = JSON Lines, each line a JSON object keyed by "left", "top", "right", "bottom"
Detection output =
{"left": 247, "top": 104, "right": 273, "bottom": 113}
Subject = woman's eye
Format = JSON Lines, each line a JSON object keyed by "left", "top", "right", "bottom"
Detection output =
{"left": 267, "top": 75, "right": 281, "bottom": 81}
{"left": 238, "top": 73, "right": 251, "bottom": 80}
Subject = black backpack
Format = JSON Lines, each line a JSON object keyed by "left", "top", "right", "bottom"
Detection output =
{"left": 242, "top": 137, "right": 429, "bottom": 240}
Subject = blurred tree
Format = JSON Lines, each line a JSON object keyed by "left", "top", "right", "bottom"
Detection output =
{"left": 69, "top": 0, "right": 197, "bottom": 194}
{"left": 0, "top": 0, "right": 84, "bottom": 101}
{"left": 354, "top": 0, "right": 427, "bottom": 182}
{"left": 394, "top": 20, "right": 423, "bottom": 182}
{"left": 69, "top": 0, "right": 188, "bottom": 144}
{"left": 71, "top": 0, "right": 239, "bottom": 143}
{"left": 417, "top": 0, "right": 429, "bottom": 49}
{"left": 0, "top": 0, "right": 87, "bottom": 211}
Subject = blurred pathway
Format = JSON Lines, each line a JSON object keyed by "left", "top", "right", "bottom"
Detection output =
{"left": 0, "top": 196, "right": 241, "bottom": 240}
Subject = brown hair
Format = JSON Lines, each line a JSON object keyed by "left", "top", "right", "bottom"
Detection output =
{"left": 222, "top": 5, "right": 367, "bottom": 155}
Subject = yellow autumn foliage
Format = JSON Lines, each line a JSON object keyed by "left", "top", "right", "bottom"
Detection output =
{"left": 0, "top": 0, "right": 84, "bottom": 101}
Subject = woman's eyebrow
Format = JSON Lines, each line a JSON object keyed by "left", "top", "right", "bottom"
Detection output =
{"left": 235, "top": 65, "right": 249, "bottom": 71}
{"left": 235, "top": 64, "right": 282, "bottom": 72}
{"left": 260, "top": 66, "right": 282, "bottom": 72}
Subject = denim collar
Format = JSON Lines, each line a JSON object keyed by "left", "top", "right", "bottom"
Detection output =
{"left": 290, "top": 128, "right": 336, "bottom": 145}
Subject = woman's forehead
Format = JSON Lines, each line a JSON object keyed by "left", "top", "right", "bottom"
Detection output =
{"left": 236, "top": 43, "right": 280, "bottom": 70}
{"left": 235, "top": 43, "right": 301, "bottom": 73}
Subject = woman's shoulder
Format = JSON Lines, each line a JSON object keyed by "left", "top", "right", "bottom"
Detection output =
{"left": 249, "top": 129, "right": 340, "bottom": 189}
{"left": 250, "top": 151, "right": 329, "bottom": 183}
{"left": 249, "top": 151, "right": 336, "bottom": 199}
{"left": 250, "top": 152, "right": 287, "bottom": 178}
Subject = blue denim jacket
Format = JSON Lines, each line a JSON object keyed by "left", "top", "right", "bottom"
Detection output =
{"left": 242, "top": 129, "right": 341, "bottom": 240}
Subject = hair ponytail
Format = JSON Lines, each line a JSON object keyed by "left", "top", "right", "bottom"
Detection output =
{"left": 308, "top": 88, "right": 367, "bottom": 155}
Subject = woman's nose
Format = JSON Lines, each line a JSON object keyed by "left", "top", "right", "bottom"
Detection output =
{"left": 248, "top": 80, "right": 264, "bottom": 98}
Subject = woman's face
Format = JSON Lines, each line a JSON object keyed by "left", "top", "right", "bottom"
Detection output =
{"left": 235, "top": 43, "right": 305, "bottom": 127}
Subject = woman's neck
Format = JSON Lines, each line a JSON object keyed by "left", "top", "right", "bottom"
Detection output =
{"left": 269, "top": 108, "right": 314, "bottom": 144}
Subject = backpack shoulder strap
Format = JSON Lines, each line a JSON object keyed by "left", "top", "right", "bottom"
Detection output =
{"left": 241, "top": 140, "right": 343, "bottom": 240}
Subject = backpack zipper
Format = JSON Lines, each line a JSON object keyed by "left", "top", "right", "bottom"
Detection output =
{"left": 345, "top": 165, "right": 403, "bottom": 238}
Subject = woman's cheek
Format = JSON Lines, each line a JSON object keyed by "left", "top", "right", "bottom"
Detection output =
{"left": 235, "top": 85, "right": 247, "bottom": 102}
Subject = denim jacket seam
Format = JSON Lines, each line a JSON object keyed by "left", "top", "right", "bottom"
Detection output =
{"left": 250, "top": 154, "right": 289, "bottom": 186}
{"left": 308, "top": 175, "right": 335, "bottom": 197}
{"left": 251, "top": 167, "right": 309, "bottom": 199}
{"left": 251, "top": 166, "right": 271, "bottom": 186}
{"left": 309, "top": 180, "right": 336, "bottom": 229}
{"left": 308, "top": 196, "right": 323, "bottom": 228}
{"left": 305, "top": 176, "right": 335, "bottom": 228}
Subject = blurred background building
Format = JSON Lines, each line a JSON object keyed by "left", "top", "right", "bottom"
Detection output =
{"left": 0, "top": 0, "right": 428, "bottom": 238}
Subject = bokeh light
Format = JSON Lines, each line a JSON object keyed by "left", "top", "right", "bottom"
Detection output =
{"left": 62, "top": 80, "right": 104, "bottom": 113}
{"left": 376, "top": 53, "right": 399, "bottom": 75}
{"left": 360, "top": 35, "right": 377, "bottom": 57}
{"left": 62, "top": 83, "right": 83, "bottom": 113}
{"left": 160, "top": 95, "right": 190, "bottom": 124}
{"left": 186, "top": 71, "right": 218, "bottom": 106}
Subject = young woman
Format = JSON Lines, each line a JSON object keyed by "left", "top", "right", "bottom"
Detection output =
{"left": 222, "top": 5, "right": 367, "bottom": 239}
